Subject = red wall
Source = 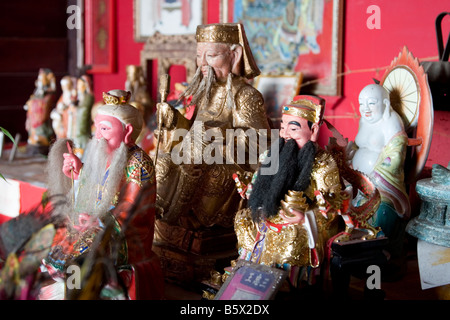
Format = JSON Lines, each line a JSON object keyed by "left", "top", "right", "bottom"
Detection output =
{"left": 337, "top": 0, "right": 450, "bottom": 170}
{"left": 90, "top": 0, "right": 143, "bottom": 100}
{"left": 90, "top": 0, "right": 450, "bottom": 168}
{"left": 91, "top": 0, "right": 221, "bottom": 101}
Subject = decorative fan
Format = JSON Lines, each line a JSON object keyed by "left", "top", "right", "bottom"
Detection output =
{"left": 382, "top": 65, "right": 420, "bottom": 132}
{"left": 380, "top": 46, "right": 434, "bottom": 183}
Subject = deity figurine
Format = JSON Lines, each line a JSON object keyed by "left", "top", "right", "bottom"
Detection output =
{"left": 125, "top": 65, "right": 155, "bottom": 153}
{"left": 234, "top": 95, "right": 344, "bottom": 288}
{"left": 41, "top": 90, "right": 164, "bottom": 300}
{"left": 125, "top": 65, "right": 153, "bottom": 121}
{"left": 154, "top": 23, "right": 271, "bottom": 231}
{"left": 351, "top": 83, "right": 410, "bottom": 258}
{"left": 72, "top": 75, "right": 94, "bottom": 155}
{"left": 50, "top": 76, "right": 77, "bottom": 141}
{"left": 24, "top": 68, "right": 57, "bottom": 154}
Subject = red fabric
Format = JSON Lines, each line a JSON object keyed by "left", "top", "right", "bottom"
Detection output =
{"left": 130, "top": 253, "right": 165, "bottom": 300}
{"left": 114, "top": 180, "right": 156, "bottom": 264}
{"left": 113, "top": 159, "right": 164, "bottom": 299}
{"left": 19, "top": 182, "right": 46, "bottom": 214}
{"left": 0, "top": 214, "right": 11, "bottom": 225}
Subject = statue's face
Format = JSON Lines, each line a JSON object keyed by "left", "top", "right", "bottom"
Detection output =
{"left": 61, "top": 81, "right": 72, "bottom": 92}
{"left": 77, "top": 79, "right": 86, "bottom": 93}
{"left": 280, "top": 114, "right": 317, "bottom": 148}
{"left": 358, "top": 85, "right": 386, "bottom": 124}
{"left": 196, "top": 42, "right": 233, "bottom": 81}
{"left": 94, "top": 114, "right": 126, "bottom": 154}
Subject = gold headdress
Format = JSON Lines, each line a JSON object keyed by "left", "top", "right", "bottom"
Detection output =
{"left": 196, "top": 23, "right": 260, "bottom": 79}
{"left": 102, "top": 90, "right": 131, "bottom": 105}
{"left": 96, "top": 90, "right": 143, "bottom": 142}
{"left": 281, "top": 95, "right": 325, "bottom": 125}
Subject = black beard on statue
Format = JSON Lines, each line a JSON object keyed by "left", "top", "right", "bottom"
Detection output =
{"left": 248, "top": 138, "right": 317, "bottom": 222}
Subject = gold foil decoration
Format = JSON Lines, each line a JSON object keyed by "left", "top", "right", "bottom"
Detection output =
{"left": 280, "top": 190, "right": 308, "bottom": 217}
{"left": 102, "top": 91, "right": 131, "bottom": 105}
{"left": 281, "top": 99, "right": 323, "bottom": 124}
{"left": 196, "top": 23, "right": 240, "bottom": 44}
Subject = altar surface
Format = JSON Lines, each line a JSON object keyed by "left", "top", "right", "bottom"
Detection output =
{"left": 0, "top": 146, "right": 47, "bottom": 222}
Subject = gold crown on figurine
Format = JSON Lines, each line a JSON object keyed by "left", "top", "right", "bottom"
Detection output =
{"left": 103, "top": 90, "right": 131, "bottom": 105}
{"left": 196, "top": 23, "right": 261, "bottom": 79}
{"left": 196, "top": 23, "right": 241, "bottom": 44}
{"left": 97, "top": 90, "right": 143, "bottom": 142}
{"left": 282, "top": 95, "right": 326, "bottom": 125}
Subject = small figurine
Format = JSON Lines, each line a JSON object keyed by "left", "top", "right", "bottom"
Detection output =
{"left": 72, "top": 75, "right": 94, "bottom": 155}
{"left": 24, "top": 68, "right": 57, "bottom": 154}
{"left": 50, "top": 76, "right": 77, "bottom": 140}
{"left": 234, "top": 95, "right": 344, "bottom": 288}
{"left": 351, "top": 83, "right": 410, "bottom": 257}
{"left": 125, "top": 64, "right": 153, "bottom": 120}
{"left": 42, "top": 89, "right": 164, "bottom": 300}
{"left": 125, "top": 65, "right": 155, "bottom": 153}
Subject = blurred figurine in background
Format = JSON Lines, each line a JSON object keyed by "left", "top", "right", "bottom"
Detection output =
{"left": 351, "top": 83, "right": 410, "bottom": 259}
{"left": 125, "top": 65, "right": 154, "bottom": 153}
{"left": 125, "top": 65, "right": 153, "bottom": 121}
{"left": 50, "top": 76, "right": 77, "bottom": 141}
{"left": 24, "top": 68, "right": 57, "bottom": 154}
{"left": 234, "top": 96, "right": 344, "bottom": 288}
{"left": 72, "top": 75, "right": 94, "bottom": 156}
{"left": 42, "top": 89, "right": 164, "bottom": 300}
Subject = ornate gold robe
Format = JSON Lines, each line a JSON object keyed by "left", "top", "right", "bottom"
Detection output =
{"left": 155, "top": 75, "right": 271, "bottom": 229}
{"left": 235, "top": 148, "right": 343, "bottom": 270}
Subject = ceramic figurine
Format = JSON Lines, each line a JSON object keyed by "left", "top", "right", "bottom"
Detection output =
{"left": 72, "top": 75, "right": 94, "bottom": 155}
{"left": 50, "top": 76, "right": 77, "bottom": 140}
{"left": 125, "top": 64, "right": 153, "bottom": 121}
{"left": 24, "top": 68, "right": 57, "bottom": 154}
{"left": 351, "top": 83, "right": 410, "bottom": 258}
{"left": 125, "top": 65, "right": 155, "bottom": 153}
{"left": 42, "top": 90, "right": 164, "bottom": 300}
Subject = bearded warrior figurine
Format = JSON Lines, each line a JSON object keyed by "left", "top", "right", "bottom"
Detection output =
{"left": 234, "top": 96, "right": 345, "bottom": 288}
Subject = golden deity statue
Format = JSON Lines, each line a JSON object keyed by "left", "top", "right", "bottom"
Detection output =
{"left": 154, "top": 23, "right": 271, "bottom": 233}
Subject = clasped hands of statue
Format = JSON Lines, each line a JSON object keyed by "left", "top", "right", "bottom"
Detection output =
{"left": 233, "top": 172, "right": 305, "bottom": 225}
